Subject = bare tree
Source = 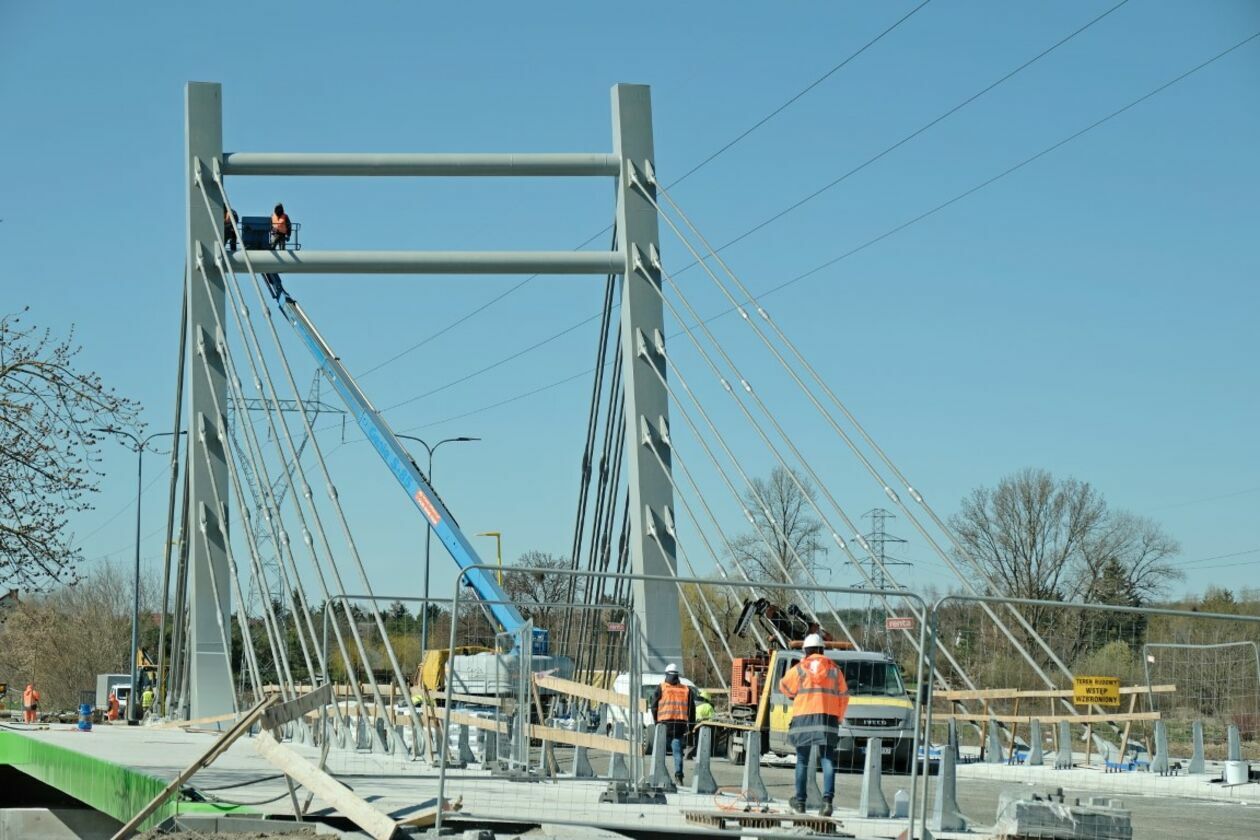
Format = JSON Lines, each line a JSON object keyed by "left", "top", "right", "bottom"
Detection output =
{"left": 0, "top": 310, "right": 141, "bottom": 591}
{"left": 502, "top": 550, "right": 572, "bottom": 632}
{"left": 950, "top": 468, "right": 1182, "bottom": 652}
{"left": 728, "top": 466, "right": 826, "bottom": 585}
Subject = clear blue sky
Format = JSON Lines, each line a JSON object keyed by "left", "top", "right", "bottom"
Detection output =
{"left": 2, "top": 1, "right": 1257, "bottom": 606}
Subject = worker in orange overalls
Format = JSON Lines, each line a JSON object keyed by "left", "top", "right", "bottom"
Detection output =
{"left": 22, "top": 683, "right": 40, "bottom": 724}
{"left": 270, "top": 203, "right": 291, "bottom": 250}
{"left": 779, "top": 634, "right": 849, "bottom": 817}
{"left": 107, "top": 692, "right": 120, "bottom": 721}
{"left": 650, "top": 663, "right": 696, "bottom": 786}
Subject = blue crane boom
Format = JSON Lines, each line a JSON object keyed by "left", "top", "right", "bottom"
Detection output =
{"left": 260, "top": 273, "right": 527, "bottom": 635}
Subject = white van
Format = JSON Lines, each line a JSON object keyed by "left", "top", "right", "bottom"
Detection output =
{"left": 602, "top": 672, "right": 698, "bottom": 744}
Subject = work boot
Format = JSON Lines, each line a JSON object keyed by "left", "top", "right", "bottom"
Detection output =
{"left": 674, "top": 771, "right": 684, "bottom": 786}
{"left": 789, "top": 797, "right": 805, "bottom": 813}
{"left": 819, "top": 797, "right": 833, "bottom": 817}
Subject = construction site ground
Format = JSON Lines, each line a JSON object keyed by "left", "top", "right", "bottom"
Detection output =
{"left": 2, "top": 724, "right": 1256, "bottom": 839}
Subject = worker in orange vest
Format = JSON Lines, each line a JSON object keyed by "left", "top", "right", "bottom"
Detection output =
{"left": 779, "top": 634, "right": 849, "bottom": 817}
{"left": 107, "top": 692, "right": 120, "bottom": 721}
{"left": 270, "top": 203, "right": 291, "bottom": 250}
{"left": 22, "top": 683, "right": 40, "bottom": 724}
{"left": 650, "top": 663, "right": 696, "bottom": 786}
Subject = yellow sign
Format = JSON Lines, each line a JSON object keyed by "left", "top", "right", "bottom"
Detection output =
{"left": 1073, "top": 675, "right": 1120, "bottom": 707}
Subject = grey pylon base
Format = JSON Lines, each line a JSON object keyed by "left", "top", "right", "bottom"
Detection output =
{"left": 928, "top": 744, "right": 967, "bottom": 832}
{"left": 803, "top": 746, "right": 823, "bottom": 809}
{"left": 608, "top": 721, "right": 629, "bottom": 780}
{"left": 1028, "top": 719, "right": 1044, "bottom": 766}
{"left": 647, "top": 724, "right": 677, "bottom": 792}
{"left": 692, "top": 726, "right": 718, "bottom": 795}
{"left": 858, "top": 738, "right": 890, "bottom": 818}
{"left": 1188, "top": 720, "right": 1205, "bottom": 774}
{"left": 741, "top": 730, "right": 770, "bottom": 803}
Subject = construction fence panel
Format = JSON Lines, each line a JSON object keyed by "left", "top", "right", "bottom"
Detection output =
{"left": 435, "top": 566, "right": 935, "bottom": 837}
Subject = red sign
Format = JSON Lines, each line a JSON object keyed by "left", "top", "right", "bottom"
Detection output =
{"left": 607, "top": 622, "right": 626, "bottom": 633}
{"left": 885, "top": 616, "right": 915, "bottom": 631}
{"left": 413, "top": 489, "right": 442, "bottom": 526}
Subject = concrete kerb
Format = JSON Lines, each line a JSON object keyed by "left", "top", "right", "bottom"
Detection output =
{"left": 432, "top": 565, "right": 934, "bottom": 834}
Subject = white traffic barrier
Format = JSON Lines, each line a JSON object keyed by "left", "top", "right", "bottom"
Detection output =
{"left": 648, "top": 724, "right": 677, "bottom": 792}
{"left": 692, "top": 725, "right": 718, "bottom": 795}
{"left": 1188, "top": 720, "right": 1205, "bottom": 774}
{"left": 858, "top": 737, "right": 890, "bottom": 818}
{"left": 741, "top": 730, "right": 769, "bottom": 803}
{"left": 1028, "top": 719, "right": 1044, "bottom": 766}
{"left": 928, "top": 743, "right": 967, "bottom": 832}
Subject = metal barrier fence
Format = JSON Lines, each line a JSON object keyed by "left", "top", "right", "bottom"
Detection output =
{"left": 436, "top": 565, "right": 934, "bottom": 836}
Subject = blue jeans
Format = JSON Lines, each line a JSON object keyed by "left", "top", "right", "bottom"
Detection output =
{"left": 670, "top": 734, "right": 684, "bottom": 775}
{"left": 794, "top": 745, "right": 835, "bottom": 802}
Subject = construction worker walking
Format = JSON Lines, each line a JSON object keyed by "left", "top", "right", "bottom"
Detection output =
{"left": 650, "top": 663, "right": 696, "bottom": 786}
{"left": 22, "top": 683, "right": 40, "bottom": 724}
{"left": 779, "top": 634, "right": 849, "bottom": 817}
{"left": 141, "top": 686, "right": 155, "bottom": 716}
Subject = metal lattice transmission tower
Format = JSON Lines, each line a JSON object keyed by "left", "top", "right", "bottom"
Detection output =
{"left": 855, "top": 508, "right": 911, "bottom": 645}
{"left": 182, "top": 82, "right": 683, "bottom": 717}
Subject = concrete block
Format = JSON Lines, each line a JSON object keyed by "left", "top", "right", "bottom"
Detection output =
{"left": 1227, "top": 723, "right": 1242, "bottom": 762}
{"left": 1054, "top": 721, "right": 1072, "bottom": 769}
{"left": 803, "top": 745, "right": 823, "bottom": 809}
{"left": 0, "top": 808, "right": 118, "bottom": 840}
{"left": 1150, "top": 720, "right": 1170, "bottom": 775}
{"left": 692, "top": 725, "right": 718, "bottom": 795}
{"left": 858, "top": 737, "right": 890, "bottom": 818}
{"left": 985, "top": 718, "right": 1004, "bottom": 763}
{"left": 1028, "top": 719, "right": 1044, "bottom": 766}
{"left": 573, "top": 740, "right": 595, "bottom": 779}
{"left": 647, "top": 723, "right": 676, "bottom": 791}
{"left": 741, "top": 729, "right": 769, "bottom": 803}
{"left": 994, "top": 791, "right": 1132, "bottom": 839}
{"left": 608, "top": 721, "right": 629, "bottom": 780}
{"left": 892, "top": 788, "right": 910, "bottom": 819}
{"left": 457, "top": 723, "right": 476, "bottom": 765}
{"left": 1189, "top": 720, "right": 1205, "bottom": 774}
{"left": 928, "top": 744, "right": 967, "bottom": 832}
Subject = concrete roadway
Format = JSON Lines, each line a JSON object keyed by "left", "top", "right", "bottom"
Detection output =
{"left": 700, "top": 757, "right": 1260, "bottom": 840}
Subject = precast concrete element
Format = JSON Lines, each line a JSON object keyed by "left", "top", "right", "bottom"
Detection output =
{"left": 647, "top": 723, "right": 676, "bottom": 792}
{"left": 572, "top": 719, "right": 596, "bottom": 778}
{"left": 893, "top": 788, "right": 910, "bottom": 819}
{"left": 1028, "top": 719, "right": 1044, "bottom": 766}
{"left": 608, "top": 722, "right": 629, "bottom": 780}
{"left": 858, "top": 738, "right": 891, "bottom": 818}
{"left": 947, "top": 718, "right": 959, "bottom": 752}
{"left": 184, "top": 82, "right": 234, "bottom": 720}
{"left": 0, "top": 807, "right": 123, "bottom": 840}
{"left": 542, "top": 739, "right": 557, "bottom": 778}
{"left": 1150, "top": 721, "right": 1170, "bottom": 775}
{"left": 229, "top": 249, "right": 625, "bottom": 276}
{"left": 994, "top": 791, "right": 1132, "bottom": 839}
{"left": 613, "top": 84, "right": 683, "bottom": 672}
{"left": 1188, "top": 720, "right": 1205, "bottom": 774}
{"left": 928, "top": 744, "right": 967, "bottom": 832}
{"left": 1227, "top": 724, "right": 1242, "bottom": 761}
{"left": 483, "top": 729, "right": 498, "bottom": 764}
{"left": 741, "top": 730, "right": 769, "bottom": 803}
{"left": 985, "top": 718, "right": 1004, "bottom": 763}
{"left": 355, "top": 716, "right": 368, "bottom": 751}
{"left": 221, "top": 152, "right": 622, "bottom": 178}
{"left": 1055, "top": 721, "right": 1072, "bottom": 769}
{"left": 692, "top": 725, "right": 718, "bottom": 795}
{"left": 803, "top": 745, "right": 823, "bottom": 809}
{"left": 457, "top": 724, "right": 476, "bottom": 765}
{"left": 375, "top": 718, "right": 389, "bottom": 754}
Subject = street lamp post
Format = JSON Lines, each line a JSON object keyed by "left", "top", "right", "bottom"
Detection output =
{"left": 476, "top": 531, "right": 503, "bottom": 586}
{"left": 94, "top": 427, "right": 186, "bottom": 723}
{"left": 396, "top": 434, "right": 480, "bottom": 655}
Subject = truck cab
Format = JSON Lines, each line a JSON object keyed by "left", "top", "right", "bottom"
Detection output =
{"left": 763, "top": 648, "right": 915, "bottom": 771}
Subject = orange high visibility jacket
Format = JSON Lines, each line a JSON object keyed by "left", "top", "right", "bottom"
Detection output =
{"left": 653, "top": 681, "right": 693, "bottom": 723}
{"left": 23, "top": 686, "right": 39, "bottom": 708}
{"left": 779, "top": 654, "right": 848, "bottom": 747}
{"left": 272, "top": 212, "right": 291, "bottom": 236}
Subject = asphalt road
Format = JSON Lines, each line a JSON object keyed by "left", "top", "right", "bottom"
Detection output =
{"left": 701, "top": 756, "right": 1260, "bottom": 839}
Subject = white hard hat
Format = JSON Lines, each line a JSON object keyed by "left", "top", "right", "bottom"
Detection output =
{"left": 664, "top": 663, "right": 680, "bottom": 674}
{"left": 803, "top": 633, "right": 826, "bottom": 650}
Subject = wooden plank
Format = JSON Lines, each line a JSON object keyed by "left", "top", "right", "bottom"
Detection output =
{"left": 934, "top": 711, "right": 1161, "bottom": 725}
{"left": 152, "top": 710, "right": 239, "bottom": 730}
{"left": 254, "top": 730, "right": 398, "bottom": 840}
{"left": 111, "top": 696, "right": 276, "bottom": 839}
{"left": 396, "top": 797, "right": 461, "bottom": 829}
{"left": 534, "top": 674, "right": 646, "bottom": 711}
{"left": 934, "top": 685, "right": 1176, "bottom": 702}
{"left": 525, "top": 722, "right": 631, "bottom": 756}
{"left": 1119, "top": 692, "right": 1138, "bottom": 762}
{"left": 261, "top": 684, "right": 334, "bottom": 731}
{"left": 531, "top": 679, "right": 560, "bottom": 776}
